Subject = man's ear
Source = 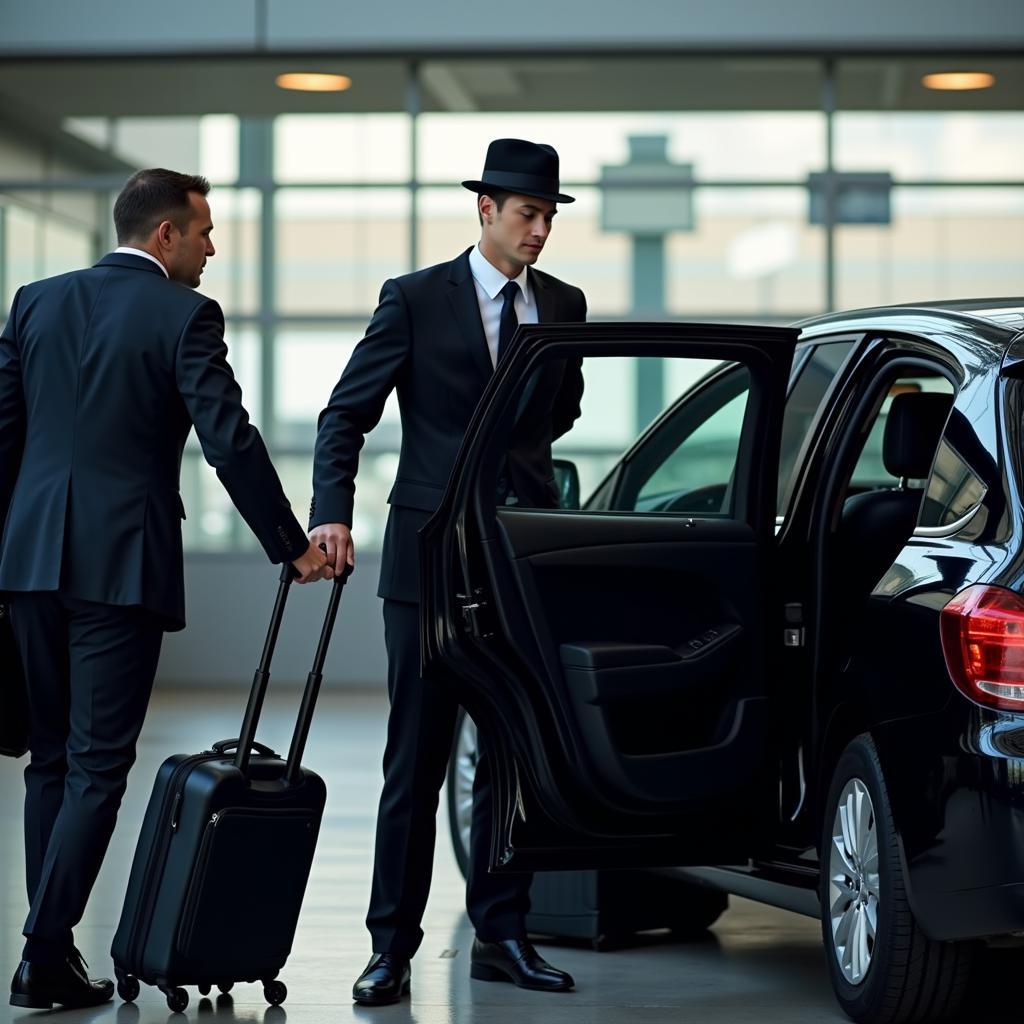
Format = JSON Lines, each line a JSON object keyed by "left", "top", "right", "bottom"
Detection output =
{"left": 154, "top": 219, "right": 176, "bottom": 252}
{"left": 479, "top": 195, "right": 493, "bottom": 223}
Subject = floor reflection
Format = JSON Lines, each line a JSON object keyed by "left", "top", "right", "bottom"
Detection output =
{"left": 3, "top": 688, "right": 847, "bottom": 1024}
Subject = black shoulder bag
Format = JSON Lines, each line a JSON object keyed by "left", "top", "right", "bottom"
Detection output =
{"left": 0, "top": 602, "right": 28, "bottom": 758}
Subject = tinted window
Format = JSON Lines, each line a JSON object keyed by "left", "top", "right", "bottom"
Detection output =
{"left": 776, "top": 341, "right": 855, "bottom": 513}
{"left": 635, "top": 386, "right": 747, "bottom": 512}
{"left": 584, "top": 342, "right": 853, "bottom": 519}
{"left": 919, "top": 436, "right": 987, "bottom": 528}
{"left": 559, "top": 358, "right": 749, "bottom": 516}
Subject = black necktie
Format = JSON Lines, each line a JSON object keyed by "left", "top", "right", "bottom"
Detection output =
{"left": 497, "top": 280, "right": 520, "bottom": 365}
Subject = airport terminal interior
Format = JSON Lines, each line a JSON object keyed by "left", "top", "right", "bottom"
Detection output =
{"left": 1, "top": 1, "right": 1022, "bottom": 1021}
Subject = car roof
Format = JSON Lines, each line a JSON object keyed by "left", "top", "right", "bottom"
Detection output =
{"left": 795, "top": 298, "right": 1024, "bottom": 334}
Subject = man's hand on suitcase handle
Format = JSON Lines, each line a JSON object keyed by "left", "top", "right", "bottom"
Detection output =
{"left": 291, "top": 540, "right": 333, "bottom": 584}
{"left": 308, "top": 523, "right": 355, "bottom": 579}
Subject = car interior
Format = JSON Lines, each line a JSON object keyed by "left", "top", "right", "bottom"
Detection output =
{"left": 836, "top": 372, "right": 955, "bottom": 608}
{"left": 839, "top": 388, "right": 955, "bottom": 603}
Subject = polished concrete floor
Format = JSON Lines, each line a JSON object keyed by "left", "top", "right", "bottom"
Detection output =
{"left": 1, "top": 687, "right": 861, "bottom": 1023}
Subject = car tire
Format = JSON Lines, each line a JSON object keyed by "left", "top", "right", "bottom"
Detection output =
{"left": 446, "top": 707, "right": 476, "bottom": 879}
{"left": 820, "top": 735, "right": 974, "bottom": 1024}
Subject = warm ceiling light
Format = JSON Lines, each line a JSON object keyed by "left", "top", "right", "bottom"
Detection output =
{"left": 275, "top": 72, "right": 352, "bottom": 92}
{"left": 922, "top": 71, "right": 996, "bottom": 91}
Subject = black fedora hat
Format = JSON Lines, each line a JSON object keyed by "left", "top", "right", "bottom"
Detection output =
{"left": 462, "top": 138, "right": 575, "bottom": 204}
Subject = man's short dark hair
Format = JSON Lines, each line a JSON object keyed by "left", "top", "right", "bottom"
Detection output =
{"left": 477, "top": 188, "right": 512, "bottom": 226}
{"left": 113, "top": 168, "right": 211, "bottom": 244}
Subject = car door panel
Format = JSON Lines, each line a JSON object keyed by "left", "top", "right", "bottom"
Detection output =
{"left": 492, "top": 510, "right": 765, "bottom": 808}
{"left": 421, "top": 323, "right": 797, "bottom": 870}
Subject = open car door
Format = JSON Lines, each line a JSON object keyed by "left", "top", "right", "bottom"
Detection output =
{"left": 421, "top": 323, "right": 797, "bottom": 872}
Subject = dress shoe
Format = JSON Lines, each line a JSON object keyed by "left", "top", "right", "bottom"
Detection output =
{"left": 470, "top": 937, "right": 574, "bottom": 992}
{"left": 352, "top": 952, "right": 411, "bottom": 1006}
{"left": 9, "top": 948, "right": 114, "bottom": 1009}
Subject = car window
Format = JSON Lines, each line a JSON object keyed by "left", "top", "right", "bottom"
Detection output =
{"left": 919, "top": 435, "right": 987, "bottom": 528}
{"left": 776, "top": 341, "right": 855, "bottom": 514}
{"left": 582, "top": 340, "right": 854, "bottom": 518}
{"left": 555, "top": 356, "right": 747, "bottom": 516}
{"left": 635, "top": 386, "right": 747, "bottom": 512}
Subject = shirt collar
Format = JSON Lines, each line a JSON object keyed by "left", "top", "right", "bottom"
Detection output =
{"left": 114, "top": 246, "right": 169, "bottom": 278}
{"left": 469, "top": 244, "right": 532, "bottom": 305}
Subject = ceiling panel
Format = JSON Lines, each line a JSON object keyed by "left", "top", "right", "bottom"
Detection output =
{"left": 0, "top": 56, "right": 1018, "bottom": 122}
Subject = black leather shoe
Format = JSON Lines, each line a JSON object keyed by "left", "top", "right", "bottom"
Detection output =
{"left": 9, "top": 949, "right": 114, "bottom": 1009}
{"left": 470, "top": 938, "right": 574, "bottom": 992}
{"left": 352, "top": 953, "right": 411, "bottom": 1006}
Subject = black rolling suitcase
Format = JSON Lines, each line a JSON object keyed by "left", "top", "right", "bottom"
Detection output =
{"left": 111, "top": 564, "right": 350, "bottom": 1014}
{"left": 527, "top": 869, "right": 728, "bottom": 950}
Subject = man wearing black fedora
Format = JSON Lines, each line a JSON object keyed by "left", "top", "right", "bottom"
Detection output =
{"left": 309, "top": 139, "right": 585, "bottom": 1004}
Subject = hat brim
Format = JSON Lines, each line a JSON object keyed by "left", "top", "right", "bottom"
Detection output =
{"left": 462, "top": 180, "right": 575, "bottom": 204}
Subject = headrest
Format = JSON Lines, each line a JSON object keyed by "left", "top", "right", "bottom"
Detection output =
{"left": 883, "top": 391, "right": 954, "bottom": 480}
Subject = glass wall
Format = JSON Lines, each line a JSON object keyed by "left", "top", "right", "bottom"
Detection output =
{"left": 1, "top": 195, "right": 100, "bottom": 309}
{"left": 0, "top": 56, "right": 1020, "bottom": 554}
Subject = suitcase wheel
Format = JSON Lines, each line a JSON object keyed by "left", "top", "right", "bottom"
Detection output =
{"left": 264, "top": 979, "right": 287, "bottom": 1006}
{"left": 164, "top": 987, "right": 189, "bottom": 1013}
{"left": 115, "top": 971, "right": 140, "bottom": 1003}
{"left": 198, "top": 983, "right": 212, "bottom": 996}
{"left": 218, "top": 982, "right": 234, "bottom": 995}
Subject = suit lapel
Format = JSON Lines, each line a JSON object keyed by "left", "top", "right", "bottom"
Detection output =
{"left": 529, "top": 267, "right": 556, "bottom": 324}
{"left": 515, "top": 268, "right": 557, "bottom": 421}
{"left": 447, "top": 249, "right": 493, "bottom": 383}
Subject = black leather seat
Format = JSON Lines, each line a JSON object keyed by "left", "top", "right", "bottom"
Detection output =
{"left": 840, "top": 391, "right": 954, "bottom": 602}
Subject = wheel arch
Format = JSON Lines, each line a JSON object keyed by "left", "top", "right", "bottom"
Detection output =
{"left": 815, "top": 707, "right": 930, "bottom": 935}
{"left": 814, "top": 701, "right": 873, "bottom": 849}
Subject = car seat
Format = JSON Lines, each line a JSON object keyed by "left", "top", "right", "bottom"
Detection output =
{"left": 840, "top": 391, "right": 954, "bottom": 602}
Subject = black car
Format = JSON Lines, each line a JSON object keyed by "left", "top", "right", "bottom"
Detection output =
{"left": 422, "top": 300, "right": 1024, "bottom": 1024}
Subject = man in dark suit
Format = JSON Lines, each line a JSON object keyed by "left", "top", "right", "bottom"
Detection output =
{"left": 310, "top": 139, "right": 585, "bottom": 1005}
{"left": 0, "top": 168, "right": 328, "bottom": 1011}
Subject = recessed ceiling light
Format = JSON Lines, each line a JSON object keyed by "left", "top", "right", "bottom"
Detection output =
{"left": 275, "top": 72, "right": 352, "bottom": 92}
{"left": 922, "top": 71, "right": 996, "bottom": 91}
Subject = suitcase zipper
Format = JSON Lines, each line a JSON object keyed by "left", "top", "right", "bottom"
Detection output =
{"left": 169, "top": 791, "right": 184, "bottom": 832}
{"left": 177, "top": 814, "right": 219, "bottom": 953}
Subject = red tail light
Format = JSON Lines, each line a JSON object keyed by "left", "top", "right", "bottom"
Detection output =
{"left": 941, "top": 585, "right": 1024, "bottom": 711}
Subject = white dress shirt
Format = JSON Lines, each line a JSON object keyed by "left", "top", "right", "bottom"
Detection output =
{"left": 114, "top": 246, "right": 169, "bottom": 278}
{"left": 468, "top": 244, "right": 537, "bottom": 369}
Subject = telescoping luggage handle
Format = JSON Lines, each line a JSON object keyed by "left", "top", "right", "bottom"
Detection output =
{"left": 233, "top": 560, "right": 353, "bottom": 781}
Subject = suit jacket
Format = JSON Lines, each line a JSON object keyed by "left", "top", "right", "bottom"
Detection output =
{"left": 310, "top": 247, "right": 586, "bottom": 603}
{"left": 0, "top": 252, "right": 308, "bottom": 630}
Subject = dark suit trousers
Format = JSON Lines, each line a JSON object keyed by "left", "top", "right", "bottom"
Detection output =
{"left": 9, "top": 592, "right": 163, "bottom": 946}
{"left": 367, "top": 599, "right": 530, "bottom": 956}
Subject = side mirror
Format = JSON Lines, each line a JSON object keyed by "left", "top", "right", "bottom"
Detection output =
{"left": 552, "top": 458, "right": 581, "bottom": 510}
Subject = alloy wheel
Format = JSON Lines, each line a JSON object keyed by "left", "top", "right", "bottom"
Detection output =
{"left": 452, "top": 714, "right": 478, "bottom": 863}
{"left": 828, "top": 777, "right": 880, "bottom": 985}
